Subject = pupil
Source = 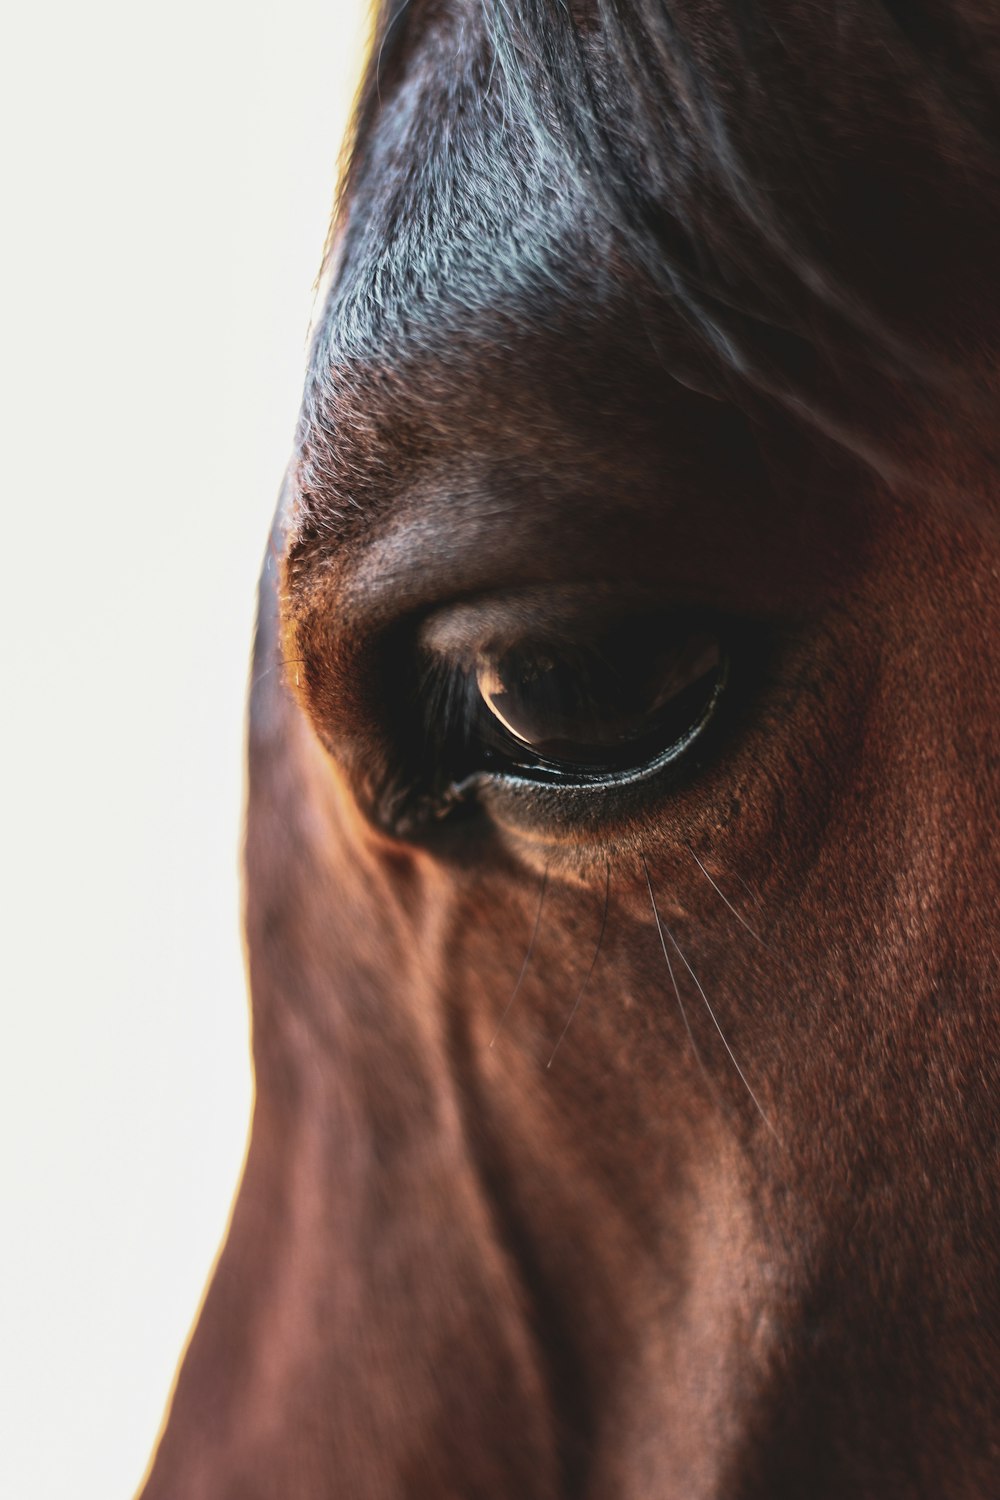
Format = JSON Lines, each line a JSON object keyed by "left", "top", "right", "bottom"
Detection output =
{"left": 474, "top": 631, "right": 722, "bottom": 772}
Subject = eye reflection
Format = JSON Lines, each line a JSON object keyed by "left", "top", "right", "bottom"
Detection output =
{"left": 472, "top": 627, "right": 723, "bottom": 778}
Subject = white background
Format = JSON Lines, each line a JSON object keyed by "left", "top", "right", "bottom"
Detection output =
{"left": 1, "top": 3, "right": 366, "bottom": 1495}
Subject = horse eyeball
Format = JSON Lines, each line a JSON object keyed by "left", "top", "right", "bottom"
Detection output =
{"left": 473, "top": 629, "right": 723, "bottom": 778}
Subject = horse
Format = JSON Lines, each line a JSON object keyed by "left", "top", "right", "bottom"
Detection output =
{"left": 139, "top": 2, "right": 1000, "bottom": 1495}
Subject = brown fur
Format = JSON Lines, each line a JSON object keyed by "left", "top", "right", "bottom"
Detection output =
{"left": 140, "top": 2, "right": 1000, "bottom": 1495}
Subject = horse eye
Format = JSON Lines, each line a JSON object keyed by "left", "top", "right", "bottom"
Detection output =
{"left": 468, "top": 626, "right": 725, "bottom": 783}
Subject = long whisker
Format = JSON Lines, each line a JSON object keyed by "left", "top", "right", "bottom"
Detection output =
{"left": 252, "top": 655, "right": 307, "bottom": 689}
{"left": 729, "top": 867, "right": 766, "bottom": 913}
{"left": 641, "top": 854, "right": 716, "bottom": 1100}
{"left": 490, "top": 867, "right": 549, "bottom": 1048}
{"left": 687, "top": 846, "right": 768, "bottom": 948}
{"left": 659, "top": 914, "right": 780, "bottom": 1142}
{"left": 547, "top": 863, "right": 610, "bottom": 1069}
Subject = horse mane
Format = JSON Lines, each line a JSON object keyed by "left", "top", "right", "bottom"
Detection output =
{"left": 321, "top": 0, "right": 1000, "bottom": 487}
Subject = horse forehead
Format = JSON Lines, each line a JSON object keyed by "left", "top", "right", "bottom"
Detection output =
{"left": 323, "top": 5, "right": 590, "bottom": 356}
{"left": 296, "top": 198, "right": 810, "bottom": 583}
{"left": 296, "top": 2, "right": 734, "bottom": 525}
{"left": 301, "top": 224, "right": 703, "bottom": 535}
{"left": 302, "top": 167, "right": 721, "bottom": 534}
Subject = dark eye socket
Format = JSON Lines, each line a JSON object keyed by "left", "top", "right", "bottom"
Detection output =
{"left": 417, "top": 614, "right": 727, "bottom": 795}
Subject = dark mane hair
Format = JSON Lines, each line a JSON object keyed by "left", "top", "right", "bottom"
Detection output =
{"left": 320, "top": 0, "right": 1000, "bottom": 486}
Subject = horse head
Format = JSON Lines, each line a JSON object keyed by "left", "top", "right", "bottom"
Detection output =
{"left": 141, "top": 3, "right": 1000, "bottom": 1495}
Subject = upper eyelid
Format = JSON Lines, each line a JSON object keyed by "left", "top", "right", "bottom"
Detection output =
{"left": 419, "top": 588, "right": 707, "bottom": 663}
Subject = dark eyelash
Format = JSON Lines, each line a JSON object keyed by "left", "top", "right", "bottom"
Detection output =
{"left": 417, "top": 653, "right": 477, "bottom": 748}
{"left": 413, "top": 653, "right": 489, "bottom": 790}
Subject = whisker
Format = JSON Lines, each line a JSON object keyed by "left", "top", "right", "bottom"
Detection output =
{"left": 490, "top": 867, "right": 549, "bottom": 1048}
{"left": 252, "top": 655, "right": 307, "bottom": 689}
{"left": 729, "top": 867, "right": 766, "bottom": 914}
{"left": 658, "top": 912, "right": 780, "bottom": 1142}
{"left": 547, "top": 863, "right": 610, "bottom": 1069}
{"left": 641, "top": 854, "right": 716, "bottom": 1101}
{"left": 688, "top": 845, "right": 768, "bottom": 948}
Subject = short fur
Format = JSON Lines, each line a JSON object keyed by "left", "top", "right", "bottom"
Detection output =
{"left": 140, "top": 3, "right": 1000, "bottom": 1497}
